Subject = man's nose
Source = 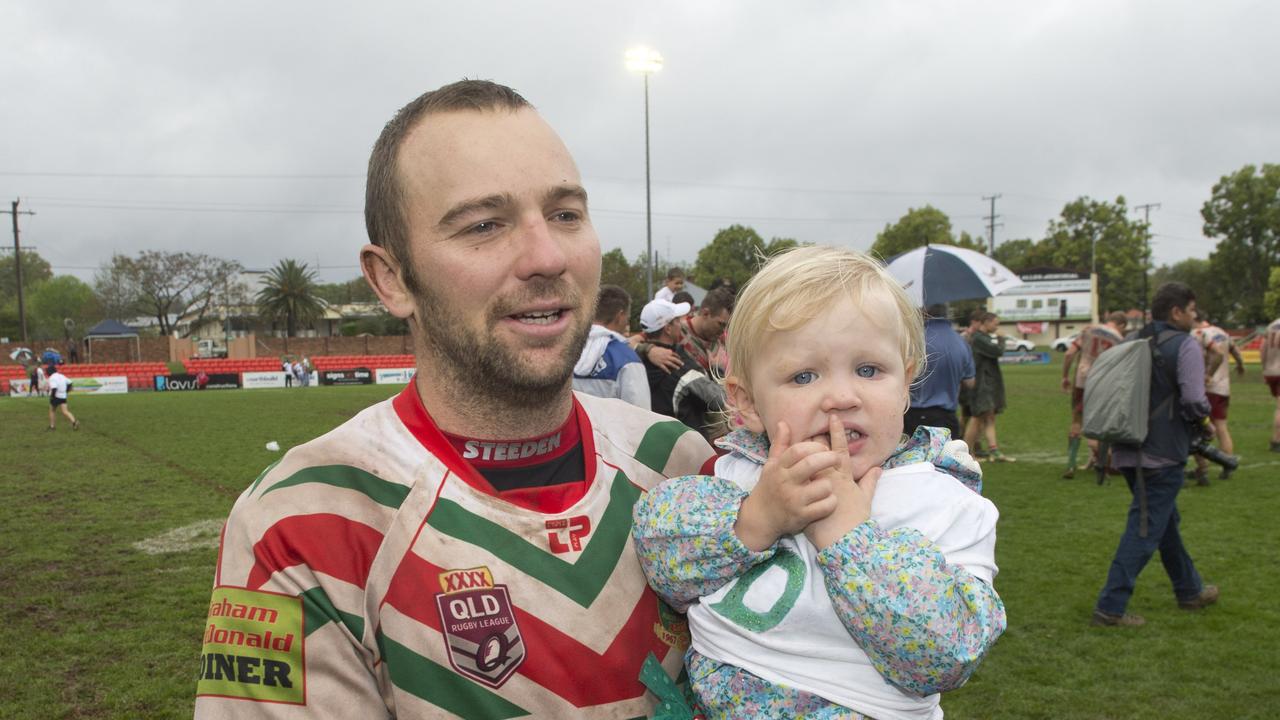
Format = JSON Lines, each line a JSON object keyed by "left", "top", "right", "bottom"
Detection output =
{"left": 514, "top": 215, "right": 568, "bottom": 280}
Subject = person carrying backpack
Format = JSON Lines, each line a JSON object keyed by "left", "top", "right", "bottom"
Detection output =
{"left": 1090, "top": 282, "right": 1218, "bottom": 627}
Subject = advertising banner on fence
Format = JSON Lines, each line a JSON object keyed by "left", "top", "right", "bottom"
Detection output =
{"left": 319, "top": 367, "right": 373, "bottom": 386}
{"left": 375, "top": 368, "right": 415, "bottom": 385}
{"left": 998, "top": 352, "right": 1051, "bottom": 366}
{"left": 154, "top": 373, "right": 241, "bottom": 391}
{"left": 242, "top": 371, "right": 289, "bottom": 390}
{"left": 8, "top": 376, "right": 127, "bottom": 396}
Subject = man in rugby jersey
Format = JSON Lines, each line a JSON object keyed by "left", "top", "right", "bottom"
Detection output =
{"left": 196, "top": 80, "right": 715, "bottom": 719}
{"left": 1264, "top": 316, "right": 1280, "bottom": 453}
{"left": 1060, "top": 311, "right": 1127, "bottom": 478}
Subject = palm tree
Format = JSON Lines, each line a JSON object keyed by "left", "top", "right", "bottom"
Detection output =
{"left": 256, "top": 260, "right": 325, "bottom": 337}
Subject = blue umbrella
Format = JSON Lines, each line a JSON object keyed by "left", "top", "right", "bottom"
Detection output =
{"left": 884, "top": 244, "right": 1023, "bottom": 306}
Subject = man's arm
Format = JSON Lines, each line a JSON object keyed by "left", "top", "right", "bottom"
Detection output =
{"left": 1229, "top": 341, "right": 1245, "bottom": 376}
{"left": 1175, "top": 336, "right": 1211, "bottom": 420}
{"left": 1061, "top": 341, "right": 1081, "bottom": 391}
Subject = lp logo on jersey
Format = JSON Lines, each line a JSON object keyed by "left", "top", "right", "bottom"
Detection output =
{"left": 435, "top": 567, "right": 525, "bottom": 688}
{"left": 545, "top": 515, "right": 591, "bottom": 554}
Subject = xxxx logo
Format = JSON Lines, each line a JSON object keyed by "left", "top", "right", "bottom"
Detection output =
{"left": 545, "top": 515, "right": 591, "bottom": 554}
{"left": 435, "top": 567, "right": 525, "bottom": 688}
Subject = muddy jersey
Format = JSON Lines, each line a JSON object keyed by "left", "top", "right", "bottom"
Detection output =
{"left": 1071, "top": 324, "right": 1123, "bottom": 389}
{"left": 195, "top": 384, "right": 714, "bottom": 719}
{"left": 1266, "top": 319, "right": 1280, "bottom": 377}
{"left": 1193, "top": 324, "right": 1232, "bottom": 396}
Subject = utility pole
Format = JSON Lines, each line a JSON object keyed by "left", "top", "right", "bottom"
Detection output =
{"left": 982, "top": 194, "right": 1003, "bottom": 256}
{"left": 1135, "top": 202, "right": 1160, "bottom": 314}
{"left": 2, "top": 199, "right": 37, "bottom": 343}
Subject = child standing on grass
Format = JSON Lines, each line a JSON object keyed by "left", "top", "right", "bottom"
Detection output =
{"left": 633, "top": 246, "right": 1006, "bottom": 719}
{"left": 46, "top": 365, "right": 79, "bottom": 431}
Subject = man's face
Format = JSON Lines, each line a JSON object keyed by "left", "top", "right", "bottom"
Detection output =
{"left": 983, "top": 316, "right": 1000, "bottom": 333}
{"left": 396, "top": 109, "right": 601, "bottom": 405}
{"left": 1170, "top": 301, "right": 1197, "bottom": 332}
{"left": 694, "top": 308, "right": 731, "bottom": 342}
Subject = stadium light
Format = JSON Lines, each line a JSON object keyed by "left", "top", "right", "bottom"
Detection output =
{"left": 625, "top": 46, "right": 663, "bottom": 299}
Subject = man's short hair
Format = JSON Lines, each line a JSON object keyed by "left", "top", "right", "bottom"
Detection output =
{"left": 1106, "top": 311, "right": 1128, "bottom": 328}
{"left": 1151, "top": 282, "right": 1196, "bottom": 322}
{"left": 969, "top": 309, "right": 986, "bottom": 325}
{"left": 701, "top": 287, "right": 736, "bottom": 316}
{"left": 365, "top": 79, "right": 532, "bottom": 286}
{"left": 926, "top": 303, "right": 949, "bottom": 320}
{"left": 665, "top": 267, "right": 685, "bottom": 281}
{"left": 595, "top": 285, "right": 631, "bottom": 324}
{"left": 671, "top": 291, "right": 695, "bottom": 307}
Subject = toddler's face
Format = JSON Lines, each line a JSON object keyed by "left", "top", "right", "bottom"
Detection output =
{"left": 733, "top": 294, "right": 910, "bottom": 479}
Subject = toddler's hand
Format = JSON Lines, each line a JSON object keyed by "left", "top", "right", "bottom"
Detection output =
{"left": 804, "top": 414, "right": 881, "bottom": 550}
{"left": 735, "top": 421, "right": 841, "bottom": 551}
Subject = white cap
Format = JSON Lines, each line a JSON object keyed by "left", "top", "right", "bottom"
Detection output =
{"left": 640, "top": 299, "right": 691, "bottom": 333}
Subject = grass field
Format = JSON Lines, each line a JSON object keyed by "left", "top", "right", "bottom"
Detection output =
{"left": 2, "top": 365, "right": 1278, "bottom": 719}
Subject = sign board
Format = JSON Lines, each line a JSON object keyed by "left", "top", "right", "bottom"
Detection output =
{"left": 67, "top": 376, "right": 128, "bottom": 394}
{"left": 154, "top": 373, "right": 241, "bottom": 391}
{"left": 375, "top": 368, "right": 415, "bottom": 385}
{"left": 319, "top": 367, "right": 373, "bottom": 386}
{"left": 242, "top": 371, "right": 289, "bottom": 390}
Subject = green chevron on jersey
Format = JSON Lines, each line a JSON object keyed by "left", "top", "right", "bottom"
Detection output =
{"left": 426, "top": 471, "right": 639, "bottom": 606}
{"left": 260, "top": 464, "right": 410, "bottom": 509}
{"left": 301, "top": 586, "right": 364, "bottom": 640}
{"left": 379, "top": 633, "right": 530, "bottom": 719}
{"left": 633, "top": 421, "right": 690, "bottom": 475}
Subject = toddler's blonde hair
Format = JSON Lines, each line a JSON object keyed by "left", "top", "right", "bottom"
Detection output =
{"left": 726, "top": 245, "right": 925, "bottom": 397}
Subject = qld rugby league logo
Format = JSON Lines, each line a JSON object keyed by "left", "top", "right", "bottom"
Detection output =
{"left": 435, "top": 567, "right": 525, "bottom": 688}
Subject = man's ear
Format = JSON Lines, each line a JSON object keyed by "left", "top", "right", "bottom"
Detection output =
{"left": 725, "top": 376, "right": 765, "bottom": 434}
{"left": 360, "top": 244, "right": 416, "bottom": 319}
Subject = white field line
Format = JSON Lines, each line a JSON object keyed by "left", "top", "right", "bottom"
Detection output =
{"left": 133, "top": 518, "right": 224, "bottom": 555}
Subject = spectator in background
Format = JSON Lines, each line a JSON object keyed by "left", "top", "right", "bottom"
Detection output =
{"left": 706, "top": 276, "right": 737, "bottom": 296}
{"left": 301, "top": 356, "right": 315, "bottom": 387}
{"left": 1263, "top": 316, "right": 1280, "bottom": 453}
{"left": 653, "top": 266, "right": 686, "bottom": 302}
{"left": 905, "top": 303, "right": 975, "bottom": 439}
{"left": 281, "top": 357, "right": 294, "bottom": 388}
{"left": 46, "top": 365, "right": 78, "bottom": 431}
{"left": 1192, "top": 313, "right": 1245, "bottom": 480}
{"left": 958, "top": 310, "right": 985, "bottom": 451}
{"left": 1060, "top": 311, "right": 1127, "bottom": 478}
{"left": 573, "top": 284, "right": 651, "bottom": 408}
{"left": 1093, "top": 282, "right": 1217, "bottom": 627}
{"left": 291, "top": 359, "right": 305, "bottom": 387}
{"left": 964, "top": 312, "right": 1014, "bottom": 462}
{"left": 670, "top": 290, "right": 696, "bottom": 308}
{"left": 678, "top": 286, "right": 734, "bottom": 378}
{"left": 639, "top": 298, "right": 728, "bottom": 440}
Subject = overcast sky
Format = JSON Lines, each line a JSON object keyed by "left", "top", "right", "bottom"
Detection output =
{"left": 3, "top": 1, "right": 1275, "bottom": 286}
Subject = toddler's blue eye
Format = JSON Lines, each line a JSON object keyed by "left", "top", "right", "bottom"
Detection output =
{"left": 792, "top": 371, "right": 816, "bottom": 385}
{"left": 856, "top": 365, "right": 878, "bottom": 378}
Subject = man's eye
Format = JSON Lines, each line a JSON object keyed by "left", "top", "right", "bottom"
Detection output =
{"left": 792, "top": 371, "right": 816, "bottom": 385}
{"left": 551, "top": 210, "right": 583, "bottom": 223}
{"left": 856, "top": 365, "right": 878, "bottom": 378}
{"left": 467, "top": 221, "right": 499, "bottom": 235}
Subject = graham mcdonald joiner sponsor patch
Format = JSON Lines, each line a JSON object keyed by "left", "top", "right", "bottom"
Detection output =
{"left": 197, "top": 586, "right": 305, "bottom": 704}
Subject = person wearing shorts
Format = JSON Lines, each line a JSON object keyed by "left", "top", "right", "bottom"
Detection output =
{"left": 1060, "top": 312, "right": 1126, "bottom": 478}
{"left": 46, "top": 366, "right": 79, "bottom": 431}
{"left": 1262, "top": 317, "right": 1280, "bottom": 453}
{"left": 1193, "top": 315, "right": 1243, "bottom": 479}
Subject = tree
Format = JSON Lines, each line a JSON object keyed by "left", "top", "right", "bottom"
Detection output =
{"left": 869, "top": 206, "right": 986, "bottom": 260}
{"left": 1202, "top": 164, "right": 1280, "bottom": 325}
{"left": 991, "top": 238, "right": 1044, "bottom": 272}
{"left": 0, "top": 250, "right": 53, "bottom": 303}
{"left": 1038, "top": 196, "right": 1148, "bottom": 313}
{"left": 256, "top": 259, "right": 326, "bottom": 337}
{"left": 315, "top": 277, "right": 378, "bottom": 305}
{"left": 1150, "top": 258, "right": 1234, "bottom": 323}
{"left": 1264, "top": 266, "right": 1280, "bottom": 321}
{"left": 691, "top": 225, "right": 800, "bottom": 290}
{"left": 27, "top": 276, "right": 100, "bottom": 341}
{"left": 93, "top": 251, "right": 242, "bottom": 334}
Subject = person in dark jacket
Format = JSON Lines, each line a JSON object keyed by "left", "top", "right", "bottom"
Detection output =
{"left": 963, "top": 312, "right": 1014, "bottom": 462}
{"left": 1092, "top": 282, "right": 1219, "bottom": 627}
{"left": 638, "top": 298, "right": 727, "bottom": 440}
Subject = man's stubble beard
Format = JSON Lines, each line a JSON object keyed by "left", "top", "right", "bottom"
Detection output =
{"left": 412, "top": 278, "right": 594, "bottom": 410}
